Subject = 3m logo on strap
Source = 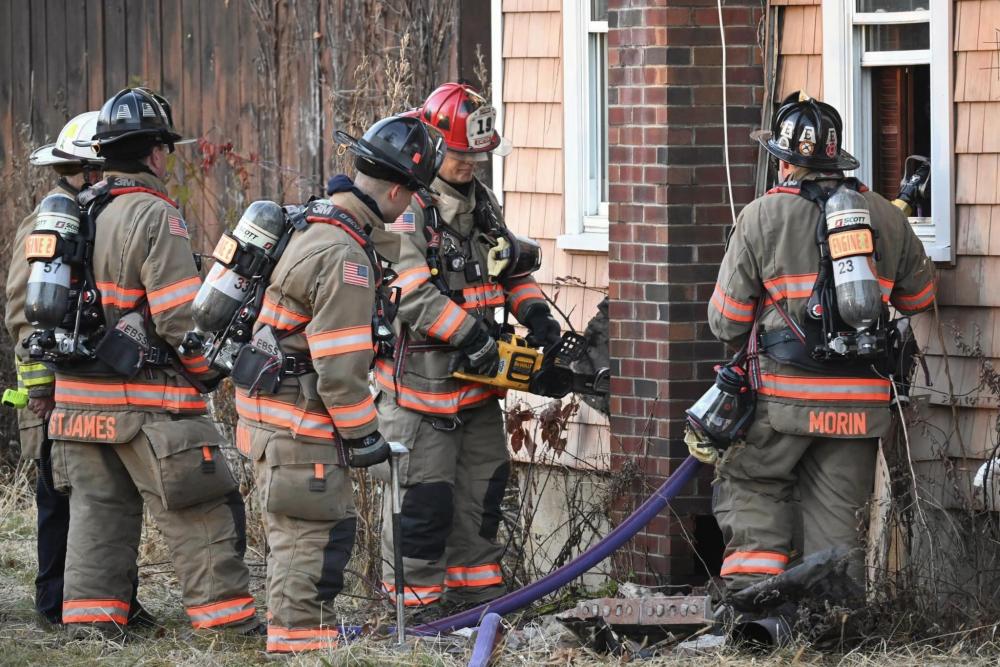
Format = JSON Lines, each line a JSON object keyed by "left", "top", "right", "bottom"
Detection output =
{"left": 168, "top": 215, "right": 189, "bottom": 239}
{"left": 389, "top": 211, "right": 416, "bottom": 233}
{"left": 343, "top": 261, "right": 370, "bottom": 287}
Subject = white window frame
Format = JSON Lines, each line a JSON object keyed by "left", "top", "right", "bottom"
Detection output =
{"left": 822, "top": 0, "right": 954, "bottom": 262}
{"left": 559, "top": 2, "right": 609, "bottom": 253}
{"left": 490, "top": 0, "right": 504, "bottom": 206}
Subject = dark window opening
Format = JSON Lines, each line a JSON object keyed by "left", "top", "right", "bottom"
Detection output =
{"left": 871, "top": 64, "right": 931, "bottom": 212}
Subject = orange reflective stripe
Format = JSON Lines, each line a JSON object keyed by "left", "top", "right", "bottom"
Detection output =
{"left": 710, "top": 284, "right": 756, "bottom": 323}
{"left": 763, "top": 273, "right": 817, "bottom": 301}
{"left": 181, "top": 352, "right": 212, "bottom": 376}
{"left": 758, "top": 373, "right": 890, "bottom": 402}
{"left": 894, "top": 279, "right": 936, "bottom": 311}
{"left": 314, "top": 463, "right": 324, "bottom": 479}
{"left": 55, "top": 379, "right": 206, "bottom": 411}
{"left": 445, "top": 563, "right": 503, "bottom": 588}
{"left": 235, "top": 424, "right": 252, "bottom": 456}
{"left": 96, "top": 282, "right": 145, "bottom": 309}
{"left": 267, "top": 626, "right": 340, "bottom": 653}
{"left": 427, "top": 300, "right": 467, "bottom": 341}
{"left": 307, "top": 326, "right": 373, "bottom": 359}
{"left": 186, "top": 596, "right": 256, "bottom": 629}
{"left": 62, "top": 598, "right": 130, "bottom": 624}
{"left": 461, "top": 284, "right": 505, "bottom": 310}
{"left": 374, "top": 360, "right": 499, "bottom": 415}
{"left": 259, "top": 295, "right": 310, "bottom": 330}
{"left": 392, "top": 266, "right": 431, "bottom": 296}
{"left": 201, "top": 446, "right": 212, "bottom": 462}
{"left": 148, "top": 276, "right": 201, "bottom": 315}
{"left": 328, "top": 394, "right": 376, "bottom": 430}
{"left": 235, "top": 391, "right": 336, "bottom": 440}
{"left": 878, "top": 277, "right": 894, "bottom": 304}
{"left": 721, "top": 550, "right": 788, "bottom": 577}
{"left": 508, "top": 281, "right": 545, "bottom": 314}
{"left": 382, "top": 581, "right": 443, "bottom": 606}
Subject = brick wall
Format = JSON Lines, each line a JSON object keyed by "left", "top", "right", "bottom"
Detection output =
{"left": 607, "top": 0, "right": 765, "bottom": 584}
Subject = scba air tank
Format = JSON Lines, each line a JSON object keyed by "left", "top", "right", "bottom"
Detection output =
{"left": 24, "top": 193, "right": 81, "bottom": 330}
{"left": 191, "top": 200, "right": 287, "bottom": 333}
{"left": 825, "top": 185, "right": 882, "bottom": 331}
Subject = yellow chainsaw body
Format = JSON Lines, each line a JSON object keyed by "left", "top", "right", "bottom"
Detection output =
{"left": 453, "top": 334, "right": 542, "bottom": 391}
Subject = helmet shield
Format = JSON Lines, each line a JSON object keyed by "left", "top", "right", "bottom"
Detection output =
{"left": 753, "top": 91, "right": 859, "bottom": 171}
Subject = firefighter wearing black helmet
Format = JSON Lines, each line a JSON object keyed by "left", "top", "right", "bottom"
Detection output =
{"left": 47, "top": 88, "right": 261, "bottom": 639}
{"left": 704, "top": 91, "right": 936, "bottom": 603}
{"left": 232, "top": 115, "right": 446, "bottom": 653}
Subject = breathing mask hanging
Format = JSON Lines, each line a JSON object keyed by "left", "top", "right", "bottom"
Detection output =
{"left": 685, "top": 359, "right": 756, "bottom": 449}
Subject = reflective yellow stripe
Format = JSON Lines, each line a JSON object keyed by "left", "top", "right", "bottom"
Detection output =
{"left": 17, "top": 361, "right": 54, "bottom": 388}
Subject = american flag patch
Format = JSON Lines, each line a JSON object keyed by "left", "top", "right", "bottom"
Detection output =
{"left": 167, "top": 216, "right": 189, "bottom": 239}
{"left": 343, "top": 261, "right": 370, "bottom": 287}
{"left": 389, "top": 211, "right": 416, "bottom": 233}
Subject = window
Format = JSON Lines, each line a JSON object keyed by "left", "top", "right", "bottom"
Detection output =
{"left": 822, "top": 0, "right": 954, "bottom": 262}
{"left": 560, "top": 0, "right": 609, "bottom": 252}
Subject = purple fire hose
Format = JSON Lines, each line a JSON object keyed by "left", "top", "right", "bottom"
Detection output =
{"left": 413, "top": 455, "right": 704, "bottom": 636}
{"left": 467, "top": 612, "right": 503, "bottom": 667}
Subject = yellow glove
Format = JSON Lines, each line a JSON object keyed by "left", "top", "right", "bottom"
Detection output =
{"left": 684, "top": 426, "right": 719, "bottom": 465}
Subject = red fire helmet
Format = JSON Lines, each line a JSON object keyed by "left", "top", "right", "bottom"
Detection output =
{"left": 416, "top": 83, "right": 511, "bottom": 156}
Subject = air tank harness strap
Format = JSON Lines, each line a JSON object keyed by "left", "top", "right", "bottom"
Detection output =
{"left": 303, "top": 201, "right": 398, "bottom": 361}
{"left": 303, "top": 202, "right": 384, "bottom": 288}
{"left": 413, "top": 189, "right": 452, "bottom": 296}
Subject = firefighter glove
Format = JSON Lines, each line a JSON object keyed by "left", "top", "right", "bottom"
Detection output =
{"left": 523, "top": 304, "right": 562, "bottom": 351}
{"left": 452, "top": 322, "right": 500, "bottom": 376}
{"left": 343, "top": 431, "right": 391, "bottom": 468}
{"left": 684, "top": 425, "right": 719, "bottom": 466}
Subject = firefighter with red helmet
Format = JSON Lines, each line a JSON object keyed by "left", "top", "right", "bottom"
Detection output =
{"left": 371, "top": 83, "right": 559, "bottom": 615}
{"left": 705, "top": 92, "right": 936, "bottom": 602}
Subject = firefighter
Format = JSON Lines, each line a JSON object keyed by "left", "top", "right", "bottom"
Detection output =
{"left": 46, "top": 88, "right": 259, "bottom": 638}
{"left": 706, "top": 92, "right": 936, "bottom": 598}
{"left": 232, "top": 115, "right": 445, "bottom": 653}
{"left": 4, "top": 112, "right": 155, "bottom": 628}
{"left": 372, "top": 83, "right": 561, "bottom": 615}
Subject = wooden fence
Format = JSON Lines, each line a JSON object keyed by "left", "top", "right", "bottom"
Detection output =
{"left": 0, "top": 0, "right": 489, "bottom": 248}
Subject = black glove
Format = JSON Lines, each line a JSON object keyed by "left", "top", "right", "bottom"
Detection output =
{"left": 342, "top": 430, "right": 391, "bottom": 468}
{"left": 450, "top": 322, "right": 500, "bottom": 376}
{"left": 523, "top": 304, "right": 562, "bottom": 351}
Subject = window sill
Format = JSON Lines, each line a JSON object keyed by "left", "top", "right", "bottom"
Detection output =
{"left": 557, "top": 232, "right": 608, "bottom": 253}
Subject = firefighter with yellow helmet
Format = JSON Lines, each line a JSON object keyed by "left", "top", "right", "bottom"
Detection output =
{"left": 38, "top": 88, "right": 259, "bottom": 638}
{"left": 370, "top": 83, "right": 560, "bottom": 615}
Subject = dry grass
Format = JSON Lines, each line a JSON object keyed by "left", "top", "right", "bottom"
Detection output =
{"left": 2, "top": 463, "right": 1000, "bottom": 666}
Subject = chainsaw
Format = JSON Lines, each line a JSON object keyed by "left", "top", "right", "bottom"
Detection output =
{"left": 453, "top": 331, "right": 609, "bottom": 399}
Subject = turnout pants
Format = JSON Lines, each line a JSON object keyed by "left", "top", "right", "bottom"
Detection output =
{"left": 376, "top": 395, "right": 510, "bottom": 607}
{"left": 34, "top": 436, "right": 70, "bottom": 623}
{"left": 240, "top": 424, "right": 356, "bottom": 653}
{"left": 713, "top": 401, "right": 877, "bottom": 592}
{"left": 51, "top": 417, "right": 255, "bottom": 630}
